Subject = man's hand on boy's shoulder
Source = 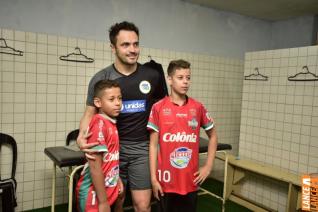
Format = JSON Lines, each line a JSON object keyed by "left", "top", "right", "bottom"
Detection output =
{"left": 77, "top": 130, "right": 99, "bottom": 160}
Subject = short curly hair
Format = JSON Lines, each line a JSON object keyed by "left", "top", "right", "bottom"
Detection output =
{"left": 109, "top": 21, "right": 139, "bottom": 45}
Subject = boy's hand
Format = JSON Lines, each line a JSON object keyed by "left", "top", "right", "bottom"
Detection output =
{"left": 118, "top": 178, "right": 124, "bottom": 197}
{"left": 98, "top": 201, "right": 111, "bottom": 212}
{"left": 76, "top": 130, "right": 98, "bottom": 160}
{"left": 193, "top": 165, "right": 212, "bottom": 185}
{"left": 152, "top": 180, "right": 164, "bottom": 200}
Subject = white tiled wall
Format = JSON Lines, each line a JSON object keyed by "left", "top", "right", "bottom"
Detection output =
{"left": 239, "top": 46, "right": 318, "bottom": 211}
{"left": 0, "top": 28, "right": 243, "bottom": 211}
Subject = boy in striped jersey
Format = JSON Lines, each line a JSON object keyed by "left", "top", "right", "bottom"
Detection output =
{"left": 76, "top": 80, "right": 124, "bottom": 212}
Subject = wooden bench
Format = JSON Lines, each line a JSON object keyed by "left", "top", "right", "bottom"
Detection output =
{"left": 216, "top": 153, "right": 302, "bottom": 212}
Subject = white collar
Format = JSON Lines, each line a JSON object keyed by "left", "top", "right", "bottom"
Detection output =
{"left": 97, "top": 113, "right": 117, "bottom": 124}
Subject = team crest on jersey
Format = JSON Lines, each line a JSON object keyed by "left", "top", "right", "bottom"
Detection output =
{"left": 108, "top": 127, "right": 113, "bottom": 135}
{"left": 105, "top": 165, "right": 119, "bottom": 187}
{"left": 188, "top": 118, "right": 198, "bottom": 130}
{"left": 97, "top": 120, "right": 104, "bottom": 141}
{"left": 170, "top": 147, "right": 192, "bottom": 169}
{"left": 206, "top": 112, "right": 211, "bottom": 121}
{"left": 163, "top": 108, "right": 171, "bottom": 116}
{"left": 189, "top": 109, "right": 197, "bottom": 116}
{"left": 139, "top": 80, "right": 151, "bottom": 94}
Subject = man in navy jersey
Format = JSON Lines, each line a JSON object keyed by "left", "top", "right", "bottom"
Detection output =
{"left": 77, "top": 21, "right": 166, "bottom": 212}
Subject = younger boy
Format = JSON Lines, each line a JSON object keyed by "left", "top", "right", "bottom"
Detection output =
{"left": 76, "top": 80, "right": 124, "bottom": 212}
{"left": 147, "top": 59, "right": 218, "bottom": 212}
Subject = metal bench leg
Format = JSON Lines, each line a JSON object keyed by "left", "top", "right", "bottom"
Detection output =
{"left": 51, "top": 163, "right": 56, "bottom": 212}
{"left": 221, "top": 151, "right": 229, "bottom": 212}
{"left": 198, "top": 150, "right": 230, "bottom": 212}
{"left": 68, "top": 165, "right": 84, "bottom": 212}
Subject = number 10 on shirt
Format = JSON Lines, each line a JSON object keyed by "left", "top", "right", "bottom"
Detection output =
{"left": 158, "top": 169, "right": 171, "bottom": 183}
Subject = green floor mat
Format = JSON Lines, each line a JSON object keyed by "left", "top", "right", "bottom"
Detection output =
{"left": 25, "top": 178, "right": 252, "bottom": 212}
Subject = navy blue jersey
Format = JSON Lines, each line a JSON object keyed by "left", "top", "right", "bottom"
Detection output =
{"left": 87, "top": 63, "right": 166, "bottom": 142}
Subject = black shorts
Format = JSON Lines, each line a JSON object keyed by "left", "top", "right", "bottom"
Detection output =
{"left": 157, "top": 191, "right": 198, "bottom": 212}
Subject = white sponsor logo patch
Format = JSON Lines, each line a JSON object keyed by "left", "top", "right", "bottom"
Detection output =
{"left": 105, "top": 166, "right": 119, "bottom": 187}
{"left": 163, "top": 132, "right": 197, "bottom": 143}
{"left": 103, "top": 150, "right": 119, "bottom": 162}
{"left": 170, "top": 147, "right": 192, "bottom": 169}
{"left": 176, "top": 113, "right": 187, "bottom": 118}
{"left": 121, "top": 100, "right": 146, "bottom": 113}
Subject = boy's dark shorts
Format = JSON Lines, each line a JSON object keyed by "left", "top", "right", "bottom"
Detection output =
{"left": 157, "top": 191, "right": 198, "bottom": 212}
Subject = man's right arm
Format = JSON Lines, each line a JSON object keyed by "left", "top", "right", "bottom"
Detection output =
{"left": 77, "top": 105, "right": 99, "bottom": 153}
{"left": 77, "top": 67, "right": 102, "bottom": 152}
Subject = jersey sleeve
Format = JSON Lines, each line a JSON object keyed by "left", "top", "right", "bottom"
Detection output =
{"left": 87, "top": 116, "right": 108, "bottom": 153}
{"left": 200, "top": 104, "right": 214, "bottom": 131}
{"left": 147, "top": 104, "right": 159, "bottom": 132}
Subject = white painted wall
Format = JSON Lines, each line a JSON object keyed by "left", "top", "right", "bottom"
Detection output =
{"left": 0, "top": 0, "right": 274, "bottom": 58}
{"left": 271, "top": 15, "right": 314, "bottom": 50}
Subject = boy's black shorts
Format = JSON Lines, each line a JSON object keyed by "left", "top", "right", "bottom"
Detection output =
{"left": 157, "top": 191, "right": 197, "bottom": 212}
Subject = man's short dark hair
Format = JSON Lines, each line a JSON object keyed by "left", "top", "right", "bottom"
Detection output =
{"left": 109, "top": 21, "right": 139, "bottom": 45}
{"left": 167, "top": 59, "right": 191, "bottom": 76}
{"left": 94, "top": 80, "right": 120, "bottom": 98}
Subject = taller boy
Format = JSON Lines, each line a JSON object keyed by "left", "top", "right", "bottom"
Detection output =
{"left": 77, "top": 22, "right": 166, "bottom": 212}
{"left": 148, "top": 59, "right": 218, "bottom": 212}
